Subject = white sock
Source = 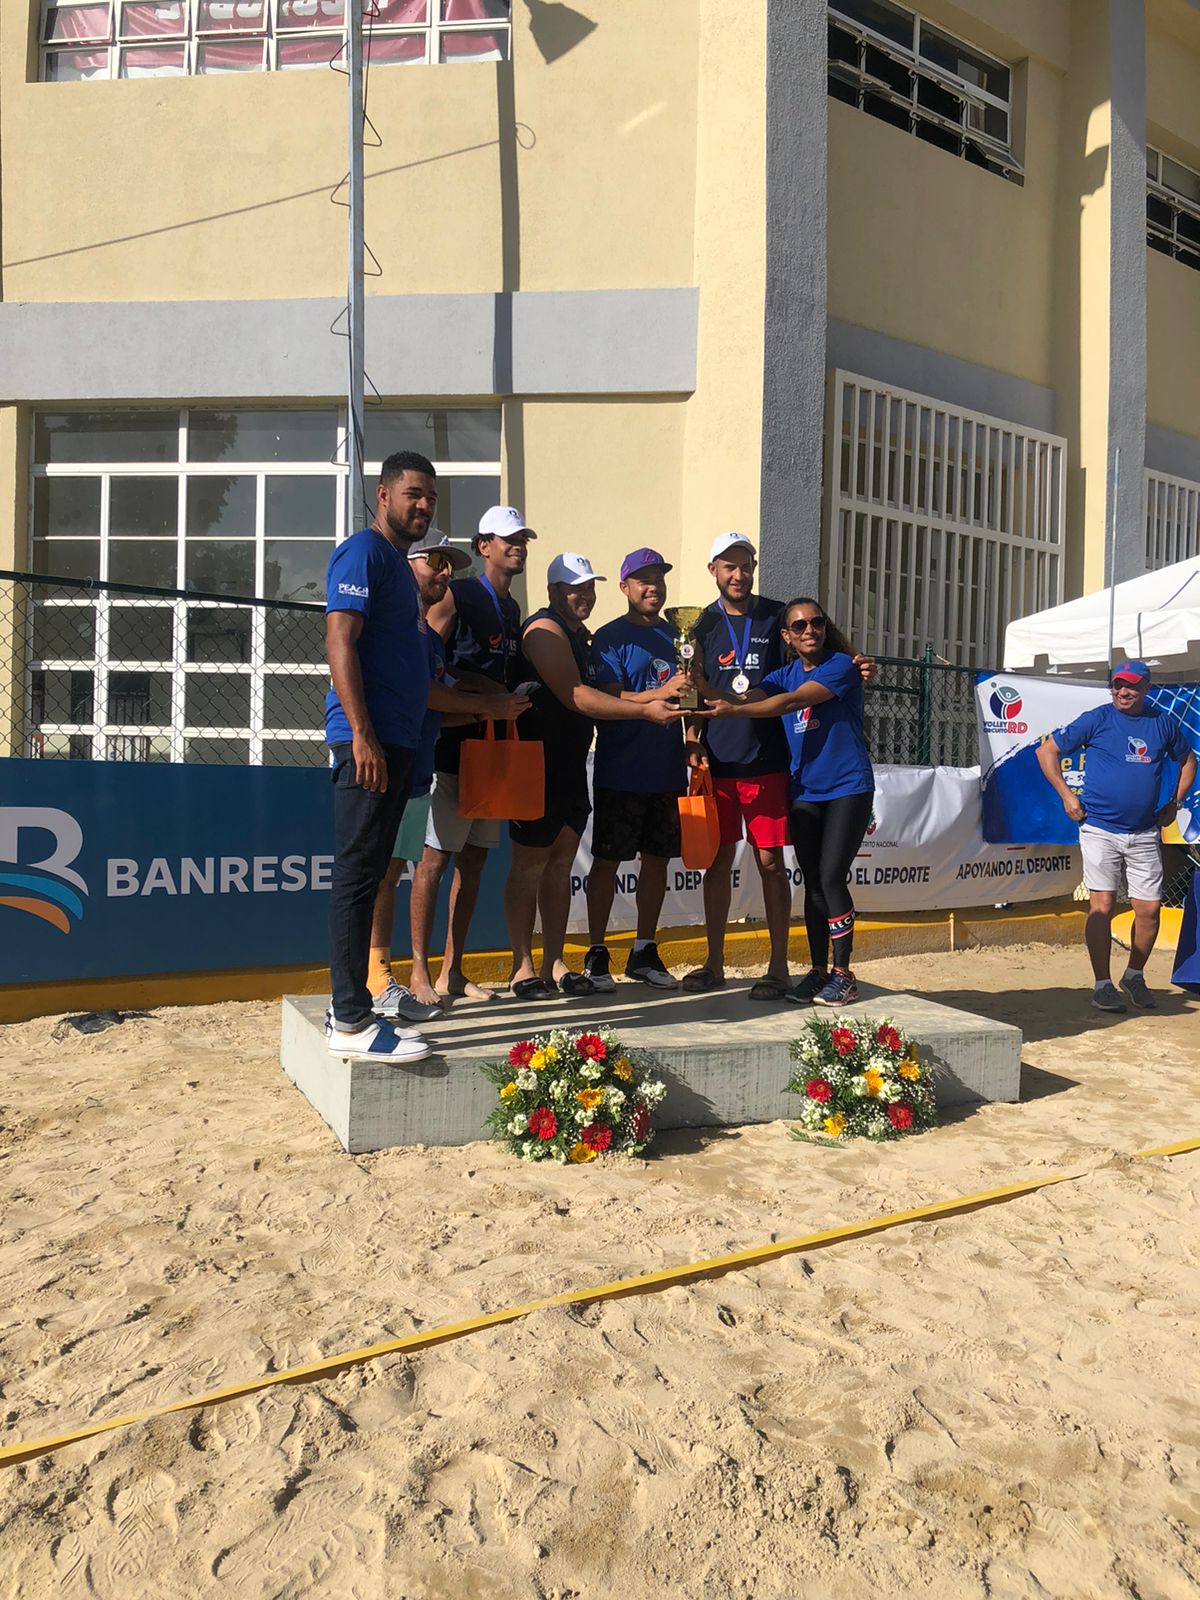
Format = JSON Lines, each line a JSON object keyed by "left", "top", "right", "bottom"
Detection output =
{"left": 1122, "top": 966, "right": 1141, "bottom": 982}
{"left": 632, "top": 939, "right": 652, "bottom": 953}
{"left": 1094, "top": 978, "right": 1111, "bottom": 990}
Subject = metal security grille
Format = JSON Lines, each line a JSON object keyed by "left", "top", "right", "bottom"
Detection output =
{"left": 825, "top": 371, "right": 1067, "bottom": 666}
{"left": 1145, "top": 467, "right": 1200, "bottom": 570}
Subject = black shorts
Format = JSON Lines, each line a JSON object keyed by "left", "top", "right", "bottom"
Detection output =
{"left": 509, "top": 769, "right": 591, "bottom": 850}
{"left": 592, "top": 787, "right": 681, "bottom": 863}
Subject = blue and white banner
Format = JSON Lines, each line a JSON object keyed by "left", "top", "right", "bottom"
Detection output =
{"left": 977, "top": 674, "right": 1200, "bottom": 844}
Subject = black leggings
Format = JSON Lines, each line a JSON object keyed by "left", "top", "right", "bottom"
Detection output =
{"left": 789, "top": 790, "right": 874, "bottom": 972}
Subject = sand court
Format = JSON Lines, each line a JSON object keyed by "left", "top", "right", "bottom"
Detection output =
{"left": 1, "top": 942, "right": 1198, "bottom": 1598}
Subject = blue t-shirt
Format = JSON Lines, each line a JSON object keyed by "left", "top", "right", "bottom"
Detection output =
{"left": 411, "top": 627, "right": 447, "bottom": 798}
{"left": 1052, "top": 702, "right": 1189, "bottom": 834}
{"left": 592, "top": 615, "right": 685, "bottom": 796}
{"left": 761, "top": 651, "right": 874, "bottom": 802}
{"left": 324, "top": 529, "right": 429, "bottom": 747}
{"left": 695, "top": 596, "right": 790, "bottom": 778}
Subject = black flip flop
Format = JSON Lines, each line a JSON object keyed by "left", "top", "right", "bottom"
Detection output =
{"left": 748, "top": 976, "right": 791, "bottom": 1001}
{"left": 511, "top": 977, "right": 554, "bottom": 1000}
{"left": 681, "top": 967, "right": 725, "bottom": 993}
{"left": 557, "top": 972, "right": 596, "bottom": 996}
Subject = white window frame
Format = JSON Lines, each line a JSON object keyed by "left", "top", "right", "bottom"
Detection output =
{"left": 1147, "top": 145, "right": 1200, "bottom": 273}
{"left": 26, "top": 405, "right": 501, "bottom": 763}
{"left": 1145, "top": 467, "right": 1200, "bottom": 571}
{"left": 40, "top": 0, "right": 510, "bottom": 78}
{"left": 824, "top": 370, "right": 1066, "bottom": 665}
{"left": 828, "top": 0, "right": 1022, "bottom": 184}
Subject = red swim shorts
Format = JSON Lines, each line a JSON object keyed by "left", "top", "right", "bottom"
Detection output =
{"left": 713, "top": 772, "right": 790, "bottom": 849}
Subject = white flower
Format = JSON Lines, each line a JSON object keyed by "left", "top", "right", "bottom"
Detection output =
{"left": 550, "top": 1078, "right": 569, "bottom": 1102}
{"left": 881, "top": 1080, "right": 902, "bottom": 1104}
{"left": 581, "top": 1062, "right": 603, "bottom": 1082}
{"left": 552, "top": 1147, "right": 567, "bottom": 1163}
{"left": 605, "top": 1086, "right": 626, "bottom": 1110}
{"left": 851, "top": 1075, "right": 869, "bottom": 1098}
{"left": 575, "top": 1107, "right": 589, "bottom": 1125}
{"left": 521, "top": 1141, "right": 535, "bottom": 1158}
{"left": 516, "top": 1068, "right": 537, "bottom": 1090}
{"left": 508, "top": 1115, "right": 529, "bottom": 1135}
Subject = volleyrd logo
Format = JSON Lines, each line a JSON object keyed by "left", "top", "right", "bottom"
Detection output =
{"left": 1127, "top": 736, "right": 1150, "bottom": 763}
{"left": 866, "top": 807, "right": 878, "bottom": 836}
{"left": 0, "top": 807, "right": 88, "bottom": 936}
{"left": 651, "top": 658, "right": 673, "bottom": 687}
{"left": 983, "top": 681, "right": 1028, "bottom": 735}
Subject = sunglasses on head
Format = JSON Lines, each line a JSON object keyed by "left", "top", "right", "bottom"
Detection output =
{"left": 786, "top": 616, "right": 826, "bottom": 634}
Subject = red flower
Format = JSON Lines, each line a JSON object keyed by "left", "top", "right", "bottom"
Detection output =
{"left": 576, "top": 1033, "right": 607, "bottom": 1062}
{"left": 831, "top": 1028, "right": 856, "bottom": 1057}
{"left": 632, "top": 1104, "right": 650, "bottom": 1141}
{"left": 528, "top": 1107, "right": 558, "bottom": 1140}
{"left": 886, "top": 1103, "right": 914, "bottom": 1131}
{"left": 580, "top": 1122, "right": 612, "bottom": 1153}
{"left": 875, "top": 1025, "right": 902, "bottom": 1053}
{"left": 509, "top": 1040, "right": 536, "bottom": 1068}
{"left": 805, "top": 1078, "right": 833, "bottom": 1103}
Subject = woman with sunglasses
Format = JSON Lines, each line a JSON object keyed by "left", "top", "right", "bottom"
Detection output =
{"left": 704, "top": 597, "right": 874, "bottom": 1005}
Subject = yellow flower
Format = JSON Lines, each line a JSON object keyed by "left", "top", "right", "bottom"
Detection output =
{"left": 863, "top": 1068, "right": 884, "bottom": 1097}
{"left": 530, "top": 1050, "right": 547, "bottom": 1070}
{"left": 898, "top": 1058, "right": 921, "bottom": 1081}
{"left": 568, "top": 1141, "right": 597, "bottom": 1163}
{"left": 544, "top": 1045, "right": 559, "bottom": 1063}
{"left": 576, "top": 1087, "right": 604, "bottom": 1111}
{"left": 823, "top": 1113, "right": 846, "bottom": 1137}
{"left": 613, "top": 1056, "right": 633, "bottom": 1082}
{"left": 500, "top": 1081, "right": 518, "bottom": 1099}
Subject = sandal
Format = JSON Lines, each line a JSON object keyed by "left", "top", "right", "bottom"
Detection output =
{"left": 748, "top": 975, "right": 790, "bottom": 1002}
{"left": 557, "top": 972, "right": 596, "bottom": 997}
{"left": 510, "top": 977, "right": 554, "bottom": 1000}
{"left": 681, "top": 967, "right": 725, "bottom": 993}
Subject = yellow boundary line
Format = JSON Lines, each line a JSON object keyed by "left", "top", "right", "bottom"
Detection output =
{"left": 2, "top": 1134, "right": 1196, "bottom": 1472}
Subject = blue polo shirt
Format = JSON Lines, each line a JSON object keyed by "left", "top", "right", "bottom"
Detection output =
{"left": 1052, "top": 702, "right": 1189, "bottom": 833}
{"left": 592, "top": 614, "right": 685, "bottom": 796}
{"left": 695, "top": 596, "right": 790, "bottom": 777}
{"left": 324, "top": 528, "right": 429, "bottom": 748}
{"left": 760, "top": 651, "right": 874, "bottom": 802}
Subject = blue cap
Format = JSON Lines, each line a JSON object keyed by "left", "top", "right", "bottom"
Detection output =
{"left": 1111, "top": 660, "right": 1151, "bottom": 684}
{"left": 619, "top": 546, "right": 673, "bottom": 582}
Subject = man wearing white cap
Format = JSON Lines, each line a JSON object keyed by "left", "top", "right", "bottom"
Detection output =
{"left": 410, "top": 505, "right": 535, "bottom": 1004}
{"left": 503, "top": 553, "right": 685, "bottom": 998}
{"left": 685, "top": 533, "right": 875, "bottom": 1001}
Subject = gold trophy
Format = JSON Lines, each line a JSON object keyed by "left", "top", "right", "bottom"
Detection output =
{"left": 664, "top": 605, "right": 704, "bottom": 711}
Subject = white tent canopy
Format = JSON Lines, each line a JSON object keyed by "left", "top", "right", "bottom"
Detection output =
{"left": 1004, "top": 555, "right": 1200, "bottom": 680}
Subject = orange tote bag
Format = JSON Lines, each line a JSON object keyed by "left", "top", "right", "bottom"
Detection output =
{"left": 458, "top": 722, "right": 545, "bottom": 821}
{"left": 678, "top": 766, "right": 721, "bottom": 871}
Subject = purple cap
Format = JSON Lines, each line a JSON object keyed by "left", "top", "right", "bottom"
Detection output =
{"left": 619, "top": 547, "right": 673, "bottom": 583}
{"left": 1111, "top": 660, "right": 1151, "bottom": 685}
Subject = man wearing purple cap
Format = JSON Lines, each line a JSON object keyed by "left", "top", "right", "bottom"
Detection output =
{"left": 1036, "top": 662, "right": 1195, "bottom": 1011}
{"left": 583, "top": 548, "right": 692, "bottom": 989}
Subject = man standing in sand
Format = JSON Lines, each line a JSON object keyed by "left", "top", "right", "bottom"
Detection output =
{"left": 408, "top": 506, "right": 535, "bottom": 1004}
{"left": 324, "top": 451, "right": 439, "bottom": 1063}
{"left": 1036, "top": 661, "right": 1196, "bottom": 1012}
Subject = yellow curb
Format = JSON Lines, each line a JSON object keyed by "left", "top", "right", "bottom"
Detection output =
{"left": 2, "top": 1136, "right": 1195, "bottom": 1472}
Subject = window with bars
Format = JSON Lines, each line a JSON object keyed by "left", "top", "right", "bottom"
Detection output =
{"left": 1145, "top": 467, "right": 1200, "bottom": 570}
{"left": 827, "top": 0, "right": 1021, "bottom": 185}
{"left": 26, "top": 405, "right": 500, "bottom": 763}
{"left": 1147, "top": 146, "right": 1200, "bottom": 274}
{"left": 39, "top": 0, "right": 508, "bottom": 79}
{"left": 824, "top": 372, "right": 1065, "bottom": 666}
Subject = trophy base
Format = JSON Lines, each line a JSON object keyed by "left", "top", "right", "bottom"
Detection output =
{"left": 676, "top": 687, "right": 700, "bottom": 711}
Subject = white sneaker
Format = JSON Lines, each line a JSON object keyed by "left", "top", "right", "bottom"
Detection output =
{"left": 1119, "top": 971, "right": 1156, "bottom": 1009}
{"left": 325, "top": 1014, "right": 431, "bottom": 1061}
{"left": 371, "top": 977, "right": 442, "bottom": 1024}
{"left": 1091, "top": 980, "right": 1127, "bottom": 1013}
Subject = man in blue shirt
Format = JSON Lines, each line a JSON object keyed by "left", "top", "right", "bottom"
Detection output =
{"left": 584, "top": 547, "right": 692, "bottom": 990}
{"left": 1036, "top": 661, "right": 1196, "bottom": 1012}
{"left": 324, "top": 450, "right": 439, "bottom": 1061}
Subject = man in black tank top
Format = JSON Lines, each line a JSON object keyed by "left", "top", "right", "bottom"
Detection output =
{"left": 504, "top": 552, "right": 686, "bottom": 998}
{"left": 409, "top": 506, "right": 534, "bottom": 1005}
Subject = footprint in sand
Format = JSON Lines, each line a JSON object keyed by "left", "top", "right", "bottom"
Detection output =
{"left": 89, "top": 1470, "right": 179, "bottom": 1594}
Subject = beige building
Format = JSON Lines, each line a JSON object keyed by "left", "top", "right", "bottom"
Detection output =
{"left": 2, "top": 0, "right": 1199, "bottom": 761}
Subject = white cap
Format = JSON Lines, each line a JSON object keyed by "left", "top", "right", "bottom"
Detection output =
{"left": 477, "top": 505, "right": 537, "bottom": 541}
{"left": 547, "top": 552, "right": 606, "bottom": 586}
{"left": 709, "top": 530, "right": 756, "bottom": 563}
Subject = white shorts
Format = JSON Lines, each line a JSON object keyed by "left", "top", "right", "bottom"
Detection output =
{"left": 425, "top": 770, "right": 501, "bottom": 854}
{"left": 1079, "top": 823, "right": 1163, "bottom": 901}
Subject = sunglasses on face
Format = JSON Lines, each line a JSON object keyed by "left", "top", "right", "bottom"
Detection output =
{"left": 419, "top": 552, "right": 453, "bottom": 572}
{"left": 786, "top": 616, "right": 826, "bottom": 634}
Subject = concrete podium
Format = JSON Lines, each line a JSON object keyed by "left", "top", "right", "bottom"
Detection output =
{"left": 280, "top": 982, "right": 1022, "bottom": 1154}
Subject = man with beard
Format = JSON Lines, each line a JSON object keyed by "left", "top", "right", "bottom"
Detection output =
{"left": 409, "top": 505, "right": 535, "bottom": 1005}
{"left": 367, "top": 531, "right": 530, "bottom": 1020}
{"left": 504, "top": 552, "right": 686, "bottom": 999}
{"left": 323, "top": 451, "right": 438, "bottom": 1060}
{"left": 583, "top": 548, "right": 692, "bottom": 990}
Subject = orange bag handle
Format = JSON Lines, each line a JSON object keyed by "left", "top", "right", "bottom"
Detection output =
{"left": 689, "top": 765, "right": 714, "bottom": 799}
{"left": 479, "top": 718, "right": 523, "bottom": 744}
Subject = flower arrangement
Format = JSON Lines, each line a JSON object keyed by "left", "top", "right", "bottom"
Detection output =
{"left": 482, "top": 1026, "right": 667, "bottom": 1163}
{"left": 787, "top": 1014, "right": 936, "bottom": 1141}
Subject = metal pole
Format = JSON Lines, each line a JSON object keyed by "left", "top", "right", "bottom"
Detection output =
{"left": 1106, "top": 446, "right": 1120, "bottom": 672}
{"left": 344, "top": 0, "right": 366, "bottom": 538}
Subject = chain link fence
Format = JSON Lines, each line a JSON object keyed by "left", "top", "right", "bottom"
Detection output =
{"left": 1, "top": 570, "right": 328, "bottom": 766}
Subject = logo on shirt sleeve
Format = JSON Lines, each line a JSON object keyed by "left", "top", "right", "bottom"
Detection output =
{"left": 1126, "top": 735, "right": 1150, "bottom": 763}
{"left": 337, "top": 582, "right": 369, "bottom": 599}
